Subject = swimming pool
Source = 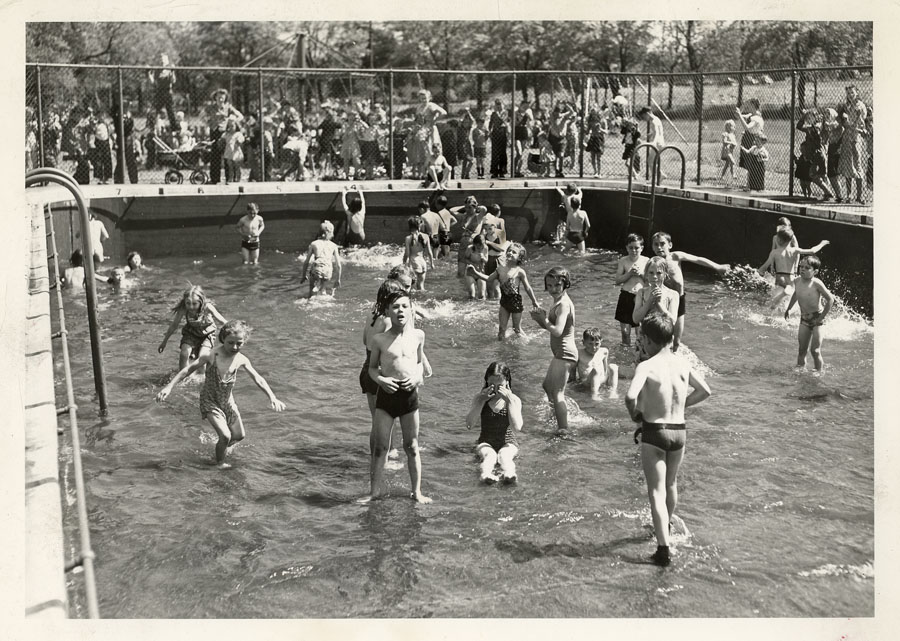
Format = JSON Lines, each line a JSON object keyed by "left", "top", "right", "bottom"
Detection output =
{"left": 52, "top": 232, "right": 873, "bottom": 618}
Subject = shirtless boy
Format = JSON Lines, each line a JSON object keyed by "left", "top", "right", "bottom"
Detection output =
{"left": 367, "top": 291, "right": 431, "bottom": 503}
{"left": 573, "top": 328, "right": 619, "bottom": 397}
{"left": 783, "top": 255, "right": 835, "bottom": 371}
{"left": 758, "top": 228, "right": 829, "bottom": 309}
{"left": 651, "top": 232, "right": 730, "bottom": 352}
{"left": 236, "top": 202, "right": 266, "bottom": 264}
{"left": 625, "top": 313, "right": 711, "bottom": 567}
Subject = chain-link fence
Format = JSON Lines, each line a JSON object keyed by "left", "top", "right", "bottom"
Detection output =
{"left": 25, "top": 63, "right": 873, "bottom": 209}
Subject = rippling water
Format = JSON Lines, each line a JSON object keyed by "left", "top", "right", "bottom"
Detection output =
{"left": 56, "top": 244, "right": 874, "bottom": 618}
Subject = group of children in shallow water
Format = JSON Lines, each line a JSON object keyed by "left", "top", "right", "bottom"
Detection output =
{"left": 142, "top": 187, "right": 836, "bottom": 566}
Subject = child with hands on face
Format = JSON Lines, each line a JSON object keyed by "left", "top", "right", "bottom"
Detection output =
{"left": 466, "top": 361, "right": 523, "bottom": 484}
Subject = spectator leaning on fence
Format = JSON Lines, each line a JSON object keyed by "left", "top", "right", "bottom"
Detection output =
{"left": 840, "top": 85, "right": 868, "bottom": 204}
{"left": 734, "top": 99, "right": 766, "bottom": 191}
{"left": 206, "top": 89, "right": 243, "bottom": 185}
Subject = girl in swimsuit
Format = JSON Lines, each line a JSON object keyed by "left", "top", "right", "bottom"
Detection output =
{"left": 403, "top": 216, "right": 435, "bottom": 291}
{"left": 530, "top": 267, "right": 577, "bottom": 434}
{"left": 466, "top": 242, "right": 539, "bottom": 340}
{"left": 466, "top": 361, "right": 523, "bottom": 484}
{"left": 156, "top": 320, "right": 286, "bottom": 469}
{"left": 158, "top": 285, "right": 227, "bottom": 373}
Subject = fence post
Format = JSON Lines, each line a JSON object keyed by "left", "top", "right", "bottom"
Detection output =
{"left": 696, "top": 74, "right": 704, "bottom": 186}
{"left": 645, "top": 74, "right": 652, "bottom": 180}
{"left": 579, "top": 71, "right": 586, "bottom": 178}
{"left": 789, "top": 69, "right": 797, "bottom": 198}
{"left": 258, "top": 68, "right": 265, "bottom": 181}
{"left": 388, "top": 70, "right": 394, "bottom": 180}
{"left": 116, "top": 67, "right": 126, "bottom": 183}
{"left": 511, "top": 72, "right": 516, "bottom": 179}
{"left": 36, "top": 65, "right": 45, "bottom": 168}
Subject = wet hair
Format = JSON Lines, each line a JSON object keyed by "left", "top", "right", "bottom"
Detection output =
{"left": 570, "top": 196, "right": 581, "bottom": 209}
{"left": 408, "top": 215, "right": 423, "bottom": 232}
{"left": 483, "top": 361, "right": 513, "bottom": 388}
{"left": 776, "top": 227, "right": 795, "bottom": 244}
{"left": 651, "top": 231, "right": 673, "bottom": 245}
{"left": 219, "top": 319, "right": 252, "bottom": 344}
{"left": 644, "top": 256, "right": 669, "bottom": 279}
{"left": 387, "top": 263, "right": 415, "bottom": 284}
{"left": 777, "top": 217, "right": 791, "bottom": 227}
{"left": 641, "top": 313, "right": 674, "bottom": 346}
{"left": 70, "top": 249, "right": 84, "bottom": 268}
{"left": 582, "top": 327, "right": 602, "bottom": 342}
{"left": 347, "top": 196, "right": 363, "bottom": 213}
{"left": 544, "top": 266, "right": 571, "bottom": 290}
{"left": 383, "top": 290, "right": 411, "bottom": 310}
{"left": 506, "top": 241, "right": 527, "bottom": 263}
{"left": 564, "top": 183, "right": 578, "bottom": 194}
{"left": 436, "top": 195, "right": 448, "bottom": 208}
{"left": 417, "top": 201, "right": 430, "bottom": 213}
{"left": 246, "top": 202, "right": 259, "bottom": 214}
{"left": 372, "top": 279, "right": 407, "bottom": 325}
{"left": 637, "top": 106, "right": 652, "bottom": 116}
{"left": 172, "top": 285, "right": 210, "bottom": 315}
{"left": 625, "top": 233, "right": 644, "bottom": 246}
{"left": 802, "top": 255, "right": 821, "bottom": 270}
{"left": 471, "top": 234, "right": 485, "bottom": 250}
{"left": 319, "top": 220, "right": 334, "bottom": 238}
{"left": 126, "top": 251, "right": 142, "bottom": 269}
{"left": 465, "top": 195, "right": 478, "bottom": 207}
{"left": 488, "top": 203, "right": 502, "bottom": 216}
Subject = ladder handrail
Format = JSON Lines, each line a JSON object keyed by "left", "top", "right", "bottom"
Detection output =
{"left": 26, "top": 170, "right": 101, "bottom": 618}
{"left": 624, "top": 143, "right": 687, "bottom": 238}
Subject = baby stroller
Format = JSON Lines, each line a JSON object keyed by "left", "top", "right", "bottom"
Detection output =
{"left": 154, "top": 135, "right": 211, "bottom": 184}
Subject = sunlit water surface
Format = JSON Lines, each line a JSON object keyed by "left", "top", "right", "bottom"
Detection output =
{"left": 56, "top": 244, "right": 874, "bottom": 618}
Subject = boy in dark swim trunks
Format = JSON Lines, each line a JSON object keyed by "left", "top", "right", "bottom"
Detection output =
{"left": 236, "top": 202, "right": 265, "bottom": 264}
{"left": 625, "top": 313, "right": 711, "bottom": 567}
{"left": 366, "top": 291, "right": 431, "bottom": 504}
{"left": 784, "top": 256, "right": 835, "bottom": 371}
{"left": 757, "top": 227, "right": 829, "bottom": 310}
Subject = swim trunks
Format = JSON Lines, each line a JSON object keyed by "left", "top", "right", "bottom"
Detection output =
{"left": 438, "top": 229, "right": 451, "bottom": 246}
{"left": 567, "top": 231, "right": 585, "bottom": 245}
{"left": 677, "top": 293, "right": 686, "bottom": 318}
{"left": 241, "top": 239, "right": 260, "bottom": 251}
{"left": 499, "top": 278, "right": 524, "bottom": 314}
{"left": 639, "top": 421, "right": 686, "bottom": 452}
{"left": 345, "top": 229, "right": 365, "bottom": 247}
{"left": 614, "top": 290, "right": 639, "bottom": 326}
{"left": 477, "top": 401, "right": 518, "bottom": 451}
{"left": 358, "top": 350, "right": 380, "bottom": 395}
{"left": 800, "top": 310, "right": 825, "bottom": 328}
{"left": 311, "top": 259, "right": 333, "bottom": 281}
{"left": 428, "top": 234, "right": 440, "bottom": 249}
{"left": 375, "top": 387, "right": 419, "bottom": 419}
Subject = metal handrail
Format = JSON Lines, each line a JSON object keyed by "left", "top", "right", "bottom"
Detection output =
{"left": 26, "top": 168, "right": 108, "bottom": 415}
{"left": 624, "top": 143, "right": 685, "bottom": 238}
{"left": 29, "top": 180, "right": 101, "bottom": 618}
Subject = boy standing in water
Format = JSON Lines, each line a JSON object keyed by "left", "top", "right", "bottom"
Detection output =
{"left": 236, "top": 202, "right": 266, "bottom": 264}
{"left": 626, "top": 313, "right": 711, "bottom": 567}
{"left": 367, "top": 291, "right": 431, "bottom": 504}
{"left": 651, "top": 232, "right": 730, "bottom": 352}
{"left": 784, "top": 255, "right": 835, "bottom": 371}
{"left": 300, "top": 221, "right": 342, "bottom": 296}
{"left": 757, "top": 228, "right": 829, "bottom": 309}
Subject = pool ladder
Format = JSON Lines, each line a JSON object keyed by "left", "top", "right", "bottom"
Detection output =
{"left": 624, "top": 144, "right": 686, "bottom": 238}
{"left": 26, "top": 167, "right": 105, "bottom": 618}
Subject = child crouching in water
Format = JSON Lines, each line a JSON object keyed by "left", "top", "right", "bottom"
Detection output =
{"left": 156, "top": 320, "right": 286, "bottom": 469}
{"left": 466, "top": 361, "right": 523, "bottom": 484}
{"left": 573, "top": 328, "right": 619, "bottom": 397}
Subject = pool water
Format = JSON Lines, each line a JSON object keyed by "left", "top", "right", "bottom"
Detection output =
{"left": 56, "top": 243, "right": 874, "bottom": 618}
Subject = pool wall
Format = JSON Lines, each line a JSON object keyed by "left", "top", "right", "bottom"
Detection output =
{"left": 44, "top": 180, "right": 874, "bottom": 310}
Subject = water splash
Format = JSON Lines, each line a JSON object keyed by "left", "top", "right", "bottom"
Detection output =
{"left": 798, "top": 561, "right": 874, "bottom": 580}
{"left": 341, "top": 244, "right": 405, "bottom": 271}
{"left": 722, "top": 264, "right": 772, "bottom": 294}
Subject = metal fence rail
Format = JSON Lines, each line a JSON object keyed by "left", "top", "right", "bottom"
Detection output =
{"left": 26, "top": 63, "right": 873, "bottom": 210}
{"left": 26, "top": 169, "right": 106, "bottom": 618}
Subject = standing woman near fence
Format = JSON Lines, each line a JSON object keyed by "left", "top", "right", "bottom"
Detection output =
{"left": 734, "top": 99, "right": 766, "bottom": 191}
{"left": 841, "top": 85, "right": 869, "bottom": 204}
{"left": 416, "top": 89, "right": 447, "bottom": 152}
{"left": 206, "top": 89, "right": 243, "bottom": 185}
